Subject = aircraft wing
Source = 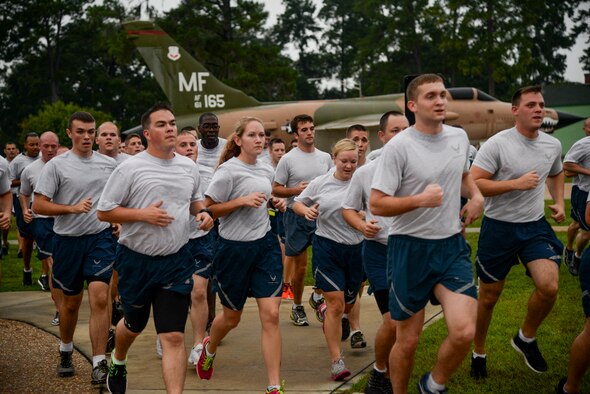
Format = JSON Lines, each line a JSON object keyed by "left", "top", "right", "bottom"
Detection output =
{"left": 315, "top": 114, "right": 383, "bottom": 132}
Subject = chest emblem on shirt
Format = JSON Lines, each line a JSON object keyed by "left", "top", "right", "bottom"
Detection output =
{"left": 451, "top": 144, "right": 460, "bottom": 153}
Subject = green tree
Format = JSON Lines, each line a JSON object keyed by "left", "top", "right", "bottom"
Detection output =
{"left": 273, "top": 0, "right": 323, "bottom": 99}
{"left": 19, "top": 101, "right": 112, "bottom": 148}
{"left": 158, "top": 0, "right": 296, "bottom": 101}
{"left": 572, "top": 2, "right": 590, "bottom": 73}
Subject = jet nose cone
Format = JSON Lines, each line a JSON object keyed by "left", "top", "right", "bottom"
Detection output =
{"left": 556, "top": 110, "right": 585, "bottom": 129}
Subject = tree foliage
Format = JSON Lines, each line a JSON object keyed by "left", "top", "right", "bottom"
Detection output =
{"left": 20, "top": 101, "right": 112, "bottom": 148}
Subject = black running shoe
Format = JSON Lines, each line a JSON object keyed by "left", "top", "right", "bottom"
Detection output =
{"left": 470, "top": 355, "right": 487, "bottom": 379}
{"left": 341, "top": 316, "right": 351, "bottom": 341}
{"left": 2, "top": 244, "right": 8, "bottom": 256}
{"left": 350, "top": 331, "right": 367, "bottom": 348}
{"left": 106, "top": 328, "right": 116, "bottom": 354}
{"left": 569, "top": 254, "right": 581, "bottom": 276}
{"left": 107, "top": 361, "right": 127, "bottom": 394}
{"left": 91, "top": 359, "right": 109, "bottom": 385}
{"left": 364, "top": 369, "right": 393, "bottom": 394}
{"left": 290, "top": 305, "right": 309, "bottom": 326}
{"left": 38, "top": 275, "right": 50, "bottom": 291}
{"left": 555, "top": 377, "right": 567, "bottom": 394}
{"left": 56, "top": 350, "right": 75, "bottom": 377}
{"left": 23, "top": 270, "right": 32, "bottom": 286}
{"left": 511, "top": 333, "right": 548, "bottom": 373}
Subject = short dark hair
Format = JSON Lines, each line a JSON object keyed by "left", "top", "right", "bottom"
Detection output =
{"left": 23, "top": 132, "right": 39, "bottom": 143}
{"left": 198, "top": 112, "right": 218, "bottom": 126}
{"left": 141, "top": 103, "right": 173, "bottom": 130}
{"left": 269, "top": 138, "right": 285, "bottom": 149}
{"left": 4, "top": 141, "right": 17, "bottom": 148}
{"left": 379, "top": 111, "right": 404, "bottom": 132}
{"left": 406, "top": 74, "right": 444, "bottom": 101}
{"left": 511, "top": 86, "right": 543, "bottom": 107}
{"left": 290, "top": 114, "right": 313, "bottom": 134}
{"left": 180, "top": 126, "right": 197, "bottom": 133}
{"left": 68, "top": 112, "right": 95, "bottom": 131}
{"left": 346, "top": 124, "right": 367, "bottom": 137}
{"left": 126, "top": 133, "right": 142, "bottom": 143}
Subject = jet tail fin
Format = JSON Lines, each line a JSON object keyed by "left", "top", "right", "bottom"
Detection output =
{"left": 123, "top": 20, "right": 260, "bottom": 116}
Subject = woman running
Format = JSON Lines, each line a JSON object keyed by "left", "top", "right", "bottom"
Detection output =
{"left": 196, "top": 117, "right": 286, "bottom": 394}
{"left": 292, "top": 138, "right": 363, "bottom": 381}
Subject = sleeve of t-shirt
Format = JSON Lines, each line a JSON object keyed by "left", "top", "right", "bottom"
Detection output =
{"left": 371, "top": 144, "right": 402, "bottom": 196}
{"left": 342, "top": 171, "right": 364, "bottom": 211}
{"left": 19, "top": 167, "right": 32, "bottom": 197}
{"left": 273, "top": 156, "right": 289, "bottom": 186}
{"left": 191, "top": 163, "right": 203, "bottom": 201}
{"left": 471, "top": 138, "right": 499, "bottom": 175}
{"left": 8, "top": 159, "right": 17, "bottom": 182}
{"left": 34, "top": 160, "right": 59, "bottom": 199}
{"left": 97, "top": 165, "right": 131, "bottom": 212}
{"left": 549, "top": 141, "right": 563, "bottom": 176}
{"left": 205, "top": 165, "right": 233, "bottom": 203}
{"left": 0, "top": 160, "right": 10, "bottom": 195}
{"left": 294, "top": 176, "right": 320, "bottom": 206}
{"left": 563, "top": 140, "right": 585, "bottom": 164}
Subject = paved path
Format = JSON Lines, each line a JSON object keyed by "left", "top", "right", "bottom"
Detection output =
{"left": 0, "top": 288, "right": 441, "bottom": 393}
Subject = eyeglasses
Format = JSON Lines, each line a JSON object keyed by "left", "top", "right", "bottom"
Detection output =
{"left": 201, "top": 123, "right": 220, "bottom": 130}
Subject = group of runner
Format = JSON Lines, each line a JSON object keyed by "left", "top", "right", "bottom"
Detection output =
{"left": 2, "top": 73, "right": 589, "bottom": 394}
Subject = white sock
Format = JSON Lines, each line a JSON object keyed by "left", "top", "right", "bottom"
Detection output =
{"left": 24, "top": 268, "right": 32, "bottom": 273}
{"left": 312, "top": 292, "right": 323, "bottom": 302}
{"left": 92, "top": 355, "right": 106, "bottom": 368}
{"left": 373, "top": 364, "right": 387, "bottom": 373}
{"left": 267, "top": 384, "right": 281, "bottom": 391}
{"left": 519, "top": 328, "right": 535, "bottom": 343}
{"left": 60, "top": 341, "right": 73, "bottom": 352}
{"left": 205, "top": 342, "right": 216, "bottom": 357}
{"left": 350, "top": 329, "right": 360, "bottom": 336}
{"left": 342, "top": 313, "right": 349, "bottom": 319}
{"left": 111, "top": 352, "right": 127, "bottom": 365}
{"left": 293, "top": 303, "right": 303, "bottom": 309}
{"left": 472, "top": 351, "right": 486, "bottom": 358}
{"left": 427, "top": 373, "right": 445, "bottom": 392}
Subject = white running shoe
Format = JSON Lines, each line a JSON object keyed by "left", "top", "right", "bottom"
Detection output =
{"left": 188, "top": 343, "right": 203, "bottom": 365}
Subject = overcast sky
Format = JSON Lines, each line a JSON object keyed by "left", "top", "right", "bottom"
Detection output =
{"left": 149, "top": 0, "right": 587, "bottom": 84}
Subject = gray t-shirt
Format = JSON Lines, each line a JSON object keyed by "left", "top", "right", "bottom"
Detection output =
{"left": 473, "top": 127, "right": 562, "bottom": 222}
{"left": 35, "top": 151, "right": 116, "bottom": 236}
{"left": 20, "top": 159, "right": 49, "bottom": 219}
{"left": 0, "top": 157, "right": 11, "bottom": 195}
{"left": 9, "top": 153, "right": 39, "bottom": 195}
{"left": 98, "top": 151, "right": 202, "bottom": 256}
{"left": 205, "top": 157, "right": 273, "bottom": 242}
{"left": 371, "top": 125, "right": 470, "bottom": 239}
{"left": 197, "top": 138, "right": 227, "bottom": 191}
{"left": 296, "top": 172, "right": 363, "bottom": 245}
{"left": 342, "top": 159, "right": 392, "bottom": 245}
{"left": 274, "top": 147, "right": 333, "bottom": 208}
{"left": 564, "top": 136, "right": 590, "bottom": 192}
{"left": 366, "top": 148, "right": 382, "bottom": 161}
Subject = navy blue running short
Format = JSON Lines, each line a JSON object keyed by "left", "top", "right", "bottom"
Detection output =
{"left": 283, "top": 208, "right": 316, "bottom": 256}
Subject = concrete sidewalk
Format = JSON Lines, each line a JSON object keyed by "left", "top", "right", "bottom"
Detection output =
{"left": 0, "top": 287, "right": 442, "bottom": 393}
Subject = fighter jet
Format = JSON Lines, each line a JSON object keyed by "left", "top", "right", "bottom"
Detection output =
{"left": 123, "top": 20, "right": 581, "bottom": 151}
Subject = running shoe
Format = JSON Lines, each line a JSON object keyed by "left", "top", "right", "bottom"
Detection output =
{"left": 555, "top": 377, "right": 568, "bottom": 394}
{"left": 364, "top": 369, "right": 393, "bottom": 394}
{"left": 155, "top": 335, "right": 162, "bottom": 359}
{"left": 265, "top": 381, "right": 285, "bottom": 394}
{"left": 106, "top": 360, "right": 127, "bottom": 394}
{"left": 350, "top": 331, "right": 367, "bottom": 348}
{"left": 23, "top": 270, "right": 32, "bottom": 286}
{"left": 51, "top": 311, "right": 60, "bottom": 326}
{"left": 309, "top": 292, "right": 325, "bottom": 322}
{"left": 569, "top": 254, "right": 581, "bottom": 276}
{"left": 106, "top": 328, "right": 116, "bottom": 354}
{"left": 2, "top": 244, "right": 8, "bottom": 256}
{"left": 286, "top": 284, "right": 294, "bottom": 300}
{"left": 188, "top": 343, "right": 203, "bottom": 365}
{"left": 563, "top": 248, "right": 574, "bottom": 266}
{"left": 417, "top": 373, "right": 448, "bottom": 393}
{"left": 341, "top": 316, "right": 351, "bottom": 341}
{"left": 56, "top": 350, "right": 75, "bottom": 377}
{"left": 196, "top": 336, "right": 215, "bottom": 380}
{"left": 91, "top": 359, "right": 109, "bottom": 385}
{"left": 331, "top": 358, "right": 351, "bottom": 381}
{"left": 511, "top": 333, "right": 547, "bottom": 373}
{"left": 38, "top": 275, "right": 50, "bottom": 291}
{"left": 281, "top": 283, "right": 290, "bottom": 299}
{"left": 112, "top": 300, "right": 124, "bottom": 326}
{"left": 290, "top": 305, "right": 309, "bottom": 326}
{"left": 470, "top": 355, "right": 487, "bottom": 379}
